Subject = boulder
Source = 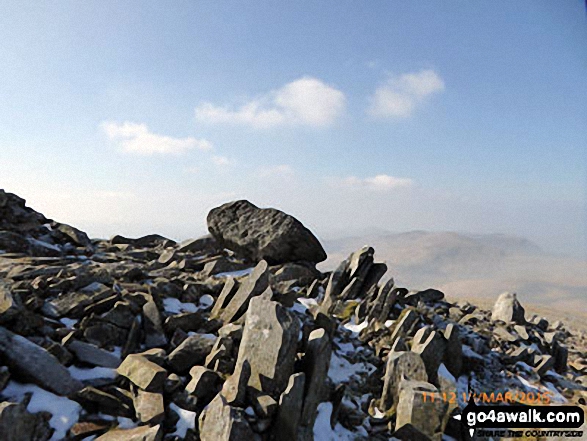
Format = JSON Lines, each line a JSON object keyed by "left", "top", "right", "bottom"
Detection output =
{"left": 0, "top": 326, "right": 83, "bottom": 396}
{"left": 207, "top": 200, "right": 326, "bottom": 265}
{"left": 117, "top": 354, "right": 167, "bottom": 392}
{"left": 198, "top": 394, "right": 254, "bottom": 441}
{"left": 0, "top": 401, "right": 52, "bottom": 441}
{"left": 166, "top": 334, "right": 215, "bottom": 374}
{"left": 395, "top": 381, "right": 445, "bottom": 440}
{"left": 491, "top": 292, "right": 525, "bottom": 325}
{"left": 411, "top": 327, "right": 447, "bottom": 384}
{"left": 381, "top": 351, "right": 428, "bottom": 411}
{"left": 185, "top": 366, "right": 222, "bottom": 405}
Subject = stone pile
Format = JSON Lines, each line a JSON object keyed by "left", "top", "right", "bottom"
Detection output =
{"left": 0, "top": 192, "right": 585, "bottom": 441}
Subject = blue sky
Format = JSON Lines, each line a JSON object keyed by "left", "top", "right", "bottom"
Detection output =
{"left": 1, "top": 1, "right": 585, "bottom": 257}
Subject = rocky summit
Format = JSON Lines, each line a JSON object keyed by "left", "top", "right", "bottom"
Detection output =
{"left": 0, "top": 190, "right": 585, "bottom": 441}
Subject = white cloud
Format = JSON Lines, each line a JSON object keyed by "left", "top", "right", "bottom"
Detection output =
{"left": 333, "top": 174, "right": 414, "bottom": 191}
{"left": 368, "top": 69, "right": 445, "bottom": 118}
{"left": 195, "top": 77, "right": 346, "bottom": 129}
{"left": 258, "top": 164, "right": 295, "bottom": 178}
{"left": 102, "top": 121, "right": 213, "bottom": 155}
{"left": 211, "top": 155, "right": 233, "bottom": 167}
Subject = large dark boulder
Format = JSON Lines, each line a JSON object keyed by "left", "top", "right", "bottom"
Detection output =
{"left": 207, "top": 200, "right": 326, "bottom": 265}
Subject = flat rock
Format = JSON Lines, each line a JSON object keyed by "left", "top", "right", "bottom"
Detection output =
{"left": 0, "top": 326, "right": 83, "bottom": 396}
{"left": 95, "top": 424, "right": 162, "bottom": 441}
{"left": 117, "top": 354, "right": 167, "bottom": 392}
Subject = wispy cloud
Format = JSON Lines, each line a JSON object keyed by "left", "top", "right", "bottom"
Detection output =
{"left": 258, "top": 164, "right": 295, "bottom": 178}
{"left": 368, "top": 69, "right": 445, "bottom": 118}
{"left": 102, "top": 121, "right": 213, "bottom": 155}
{"left": 211, "top": 155, "right": 234, "bottom": 167}
{"left": 332, "top": 174, "right": 414, "bottom": 191}
{"left": 195, "top": 76, "right": 346, "bottom": 129}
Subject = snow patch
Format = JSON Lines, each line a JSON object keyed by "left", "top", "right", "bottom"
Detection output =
{"left": 2, "top": 381, "right": 81, "bottom": 441}
{"left": 313, "top": 402, "right": 358, "bottom": 441}
{"left": 170, "top": 403, "right": 197, "bottom": 437}
{"left": 163, "top": 297, "right": 199, "bottom": 314}
{"left": 214, "top": 268, "right": 254, "bottom": 278}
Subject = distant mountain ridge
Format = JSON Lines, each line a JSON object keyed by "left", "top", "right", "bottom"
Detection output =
{"left": 321, "top": 230, "right": 587, "bottom": 313}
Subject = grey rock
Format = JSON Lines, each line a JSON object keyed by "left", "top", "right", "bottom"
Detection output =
{"left": 142, "top": 296, "right": 167, "bottom": 348}
{"left": 298, "top": 328, "right": 331, "bottom": 441}
{"left": 389, "top": 309, "right": 419, "bottom": 345}
{"left": 0, "top": 401, "right": 52, "bottom": 441}
{"left": 412, "top": 327, "right": 447, "bottom": 384}
{"left": 64, "top": 338, "right": 121, "bottom": 368}
{"left": 167, "top": 334, "right": 215, "bottom": 374}
{"left": 0, "top": 282, "right": 20, "bottom": 324}
{"left": 252, "top": 394, "right": 278, "bottom": 419}
{"left": 95, "top": 425, "right": 162, "bottom": 441}
{"left": 404, "top": 288, "right": 444, "bottom": 306}
{"left": 43, "top": 282, "right": 113, "bottom": 319}
{"left": 199, "top": 394, "right": 254, "bottom": 441}
{"left": 207, "top": 200, "right": 326, "bottom": 265}
{"left": 0, "top": 326, "right": 83, "bottom": 396}
{"left": 381, "top": 351, "right": 428, "bottom": 411}
{"left": 218, "top": 260, "right": 269, "bottom": 323}
{"left": 132, "top": 387, "right": 165, "bottom": 424}
{"left": 395, "top": 381, "right": 444, "bottom": 441}
{"left": 491, "top": 292, "right": 525, "bottom": 325}
{"left": 117, "top": 354, "right": 167, "bottom": 392}
{"left": 210, "top": 278, "right": 239, "bottom": 320}
{"left": 442, "top": 324, "right": 462, "bottom": 378}
{"left": 273, "top": 372, "right": 305, "bottom": 441}
{"left": 185, "top": 366, "right": 222, "bottom": 405}
{"left": 232, "top": 293, "right": 300, "bottom": 396}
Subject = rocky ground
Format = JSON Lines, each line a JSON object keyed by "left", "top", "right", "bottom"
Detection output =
{"left": 0, "top": 190, "right": 585, "bottom": 441}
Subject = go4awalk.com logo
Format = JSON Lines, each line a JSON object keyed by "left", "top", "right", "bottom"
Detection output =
{"left": 453, "top": 397, "right": 585, "bottom": 439}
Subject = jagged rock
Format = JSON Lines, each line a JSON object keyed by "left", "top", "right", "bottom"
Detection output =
{"left": 389, "top": 309, "right": 419, "bottom": 345}
{"left": 412, "top": 327, "right": 447, "bottom": 384}
{"left": 218, "top": 260, "right": 269, "bottom": 323}
{"left": 210, "top": 278, "right": 239, "bottom": 320}
{"left": 199, "top": 394, "right": 254, "bottom": 441}
{"left": 186, "top": 366, "right": 222, "bottom": 405}
{"left": 381, "top": 351, "right": 428, "bottom": 411}
{"left": 534, "top": 354, "right": 555, "bottom": 377}
{"left": 95, "top": 424, "right": 163, "bottom": 441}
{"left": 221, "top": 360, "right": 251, "bottom": 407}
{"left": 74, "top": 387, "right": 133, "bottom": 418}
{"left": 232, "top": 293, "right": 300, "bottom": 396}
{"left": 491, "top": 292, "right": 525, "bottom": 325}
{"left": 0, "top": 326, "right": 83, "bottom": 396}
{"left": 68, "top": 421, "right": 111, "bottom": 440}
{"left": 117, "top": 354, "right": 167, "bottom": 392}
{"left": 273, "top": 372, "right": 305, "bottom": 441}
{"left": 298, "top": 328, "right": 331, "bottom": 441}
{"left": 442, "top": 324, "right": 462, "bottom": 378}
{"left": 205, "top": 337, "right": 236, "bottom": 375}
{"left": 0, "top": 282, "right": 20, "bottom": 324}
{"left": 52, "top": 223, "right": 91, "bottom": 247}
{"left": 167, "top": 334, "right": 215, "bottom": 374}
{"left": 177, "top": 235, "right": 220, "bottom": 255}
{"left": 0, "top": 401, "right": 52, "bottom": 441}
{"left": 404, "top": 288, "right": 444, "bottom": 306}
{"left": 142, "top": 295, "right": 167, "bottom": 348}
{"left": 207, "top": 200, "right": 326, "bottom": 265}
{"left": 395, "top": 380, "right": 445, "bottom": 441}
{"left": 552, "top": 340, "right": 568, "bottom": 373}
{"left": 132, "top": 387, "right": 165, "bottom": 424}
{"left": 63, "top": 338, "right": 121, "bottom": 368}
{"left": 252, "top": 394, "right": 278, "bottom": 419}
{"left": 43, "top": 282, "right": 113, "bottom": 319}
